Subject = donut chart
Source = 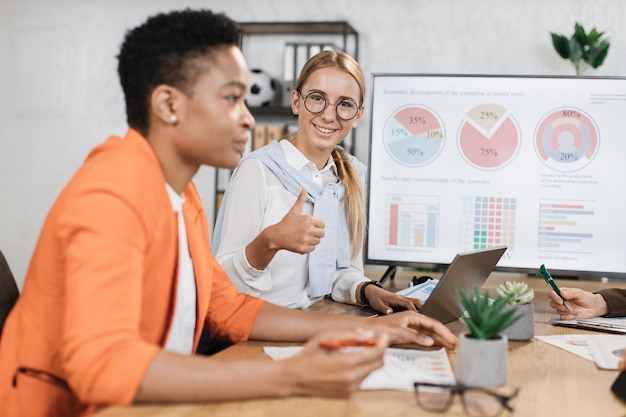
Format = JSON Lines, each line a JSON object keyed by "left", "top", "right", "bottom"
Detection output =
{"left": 457, "top": 103, "right": 521, "bottom": 170}
{"left": 384, "top": 105, "right": 445, "bottom": 166}
{"left": 535, "top": 108, "right": 599, "bottom": 171}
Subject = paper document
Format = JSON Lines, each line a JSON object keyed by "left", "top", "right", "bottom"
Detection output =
{"left": 263, "top": 346, "right": 454, "bottom": 391}
{"left": 536, "top": 334, "right": 626, "bottom": 368}
{"left": 396, "top": 278, "right": 439, "bottom": 302}
{"left": 585, "top": 335, "right": 626, "bottom": 369}
{"left": 535, "top": 334, "right": 594, "bottom": 361}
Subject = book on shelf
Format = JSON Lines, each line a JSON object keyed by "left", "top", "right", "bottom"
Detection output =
{"left": 282, "top": 44, "right": 295, "bottom": 107}
{"left": 245, "top": 129, "right": 252, "bottom": 153}
{"left": 294, "top": 44, "right": 308, "bottom": 83}
{"left": 282, "top": 42, "right": 338, "bottom": 107}
{"left": 265, "top": 124, "right": 286, "bottom": 144}
{"left": 215, "top": 191, "right": 225, "bottom": 215}
{"left": 251, "top": 124, "right": 287, "bottom": 150}
{"left": 252, "top": 125, "right": 267, "bottom": 151}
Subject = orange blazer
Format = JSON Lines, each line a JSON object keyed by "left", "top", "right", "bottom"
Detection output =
{"left": 0, "top": 129, "right": 266, "bottom": 416}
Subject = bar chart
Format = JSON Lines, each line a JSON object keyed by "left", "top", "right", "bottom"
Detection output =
{"left": 386, "top": 195, "right": 439, "bottom": 248}
{"left": 538, "top": 199, "right": 595, "bottom": 250}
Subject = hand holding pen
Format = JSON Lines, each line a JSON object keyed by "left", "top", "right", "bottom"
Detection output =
{"left": 540, "top": 264, "right": 572, "bottom": 311}
{"left": 547, "top": 286, "right": 611, "bottom": 319}
{"left": 281, "top": 330, "right": 388, "bottom": 398}
{"left": 319, "top": 338, "right": 378, "bottom": 350}
{"left": 315, "top": 329, "right": 386, "bottom": 351}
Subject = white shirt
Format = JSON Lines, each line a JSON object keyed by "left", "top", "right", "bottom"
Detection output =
{"left": 215, "top": 139, "right": 368, "bottom": 309}
{"left": 164, "top": 184, "right": 197, "bottom": 354}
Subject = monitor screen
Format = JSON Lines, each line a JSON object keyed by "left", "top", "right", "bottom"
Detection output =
{"left": 365, "top": 74, "right": 626, "bottom": 279}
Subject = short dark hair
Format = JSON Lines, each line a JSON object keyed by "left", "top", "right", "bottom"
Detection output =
{"left": 117, "top": 9, "right": 242, "bottom": 135}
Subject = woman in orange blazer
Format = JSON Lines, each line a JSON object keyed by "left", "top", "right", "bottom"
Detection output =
{"left": 0, "top": 9, "right": 457, "bottom": 417}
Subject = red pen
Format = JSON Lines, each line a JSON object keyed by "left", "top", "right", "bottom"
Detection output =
{"left": 319, "top": 338, "right": 378, "bottom": 350}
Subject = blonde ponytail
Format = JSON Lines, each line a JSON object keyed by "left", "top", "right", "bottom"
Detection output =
{"left": 332, "top": 147, "right": 365, "bottom": 260}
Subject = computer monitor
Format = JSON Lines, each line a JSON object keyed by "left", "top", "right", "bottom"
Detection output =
{"left": 365, "top": 74, "right": 626, "bottom": 279}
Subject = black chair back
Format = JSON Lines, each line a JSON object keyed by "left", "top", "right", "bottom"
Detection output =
{"left": 0, "top": 250, "right": 19, "bottom": 335}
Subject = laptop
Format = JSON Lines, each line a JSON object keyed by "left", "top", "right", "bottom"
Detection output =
{"left": 346, "top": 246, "right": 507, "bottom": 323}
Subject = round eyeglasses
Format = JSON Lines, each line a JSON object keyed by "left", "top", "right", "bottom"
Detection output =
{"left": 414, "top": 382, "right": 519, "bottom": 417}
{"left": 298, "top": 91, "right": 360, "bottom": 121}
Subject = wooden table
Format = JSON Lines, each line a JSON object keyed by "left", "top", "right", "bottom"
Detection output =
{"left": 95, "top": 267, "right": 626, "bottom": 417}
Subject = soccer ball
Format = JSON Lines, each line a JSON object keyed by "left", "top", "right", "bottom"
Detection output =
{"left": 246, "top": 68, "right": 277, "bottom": 107}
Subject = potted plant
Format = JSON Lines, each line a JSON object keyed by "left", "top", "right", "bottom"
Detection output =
{"left": 550, "top": 22, "right": 610, "bottom": 75}
{"left": 454, "top": 286, "right": 521, "bottom": 387}
{"left": 497, "top": 281, "right": 535, "bottom": 341}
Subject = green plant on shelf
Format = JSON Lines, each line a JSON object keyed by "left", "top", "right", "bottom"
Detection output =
{"left": 550, "top": 22, "right": 610, "bottom": 75}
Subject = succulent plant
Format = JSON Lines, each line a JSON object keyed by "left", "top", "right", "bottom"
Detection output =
{"left": 496, "top": 281, "right": 534, "bottom": 305}
{"left": 457, "top": 286, "right": 521, "bottom": 340}
{"left": 550, "top": 22, "right": 610, "bottom": 75}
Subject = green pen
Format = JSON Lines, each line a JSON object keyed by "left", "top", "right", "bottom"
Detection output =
{"left": 540, "top": 264, "right": 572, "bottom": 311}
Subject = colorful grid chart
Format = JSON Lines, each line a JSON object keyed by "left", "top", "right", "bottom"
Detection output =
{"left": 387, "top": 194, "right": 439, "bottom": 247}
{"left": 459, "top": 196, "right": 516, "bottom": 250}
{"left": 537, "top": 200, "right": 594, "bottom": 250}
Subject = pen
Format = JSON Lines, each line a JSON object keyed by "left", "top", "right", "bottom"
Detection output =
{"left": 539, "top": 264, "right": 572, "bottom": 311}
{"left": 319, "top": 338, "right": 378, "bottom": 350}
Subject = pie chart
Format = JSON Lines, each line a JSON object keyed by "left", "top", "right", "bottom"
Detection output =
{"left": 383, "top": 105, "right": 445, "bottom": 166}
{"left": 535, "top": 108, "right": 599, "bottom": 172}
{"left": 457, "top": 103, "right": 521, "bottom": 170}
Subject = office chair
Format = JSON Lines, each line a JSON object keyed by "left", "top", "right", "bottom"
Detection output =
{"left": 0, "top": 250, "right": 19, "bottom": 336}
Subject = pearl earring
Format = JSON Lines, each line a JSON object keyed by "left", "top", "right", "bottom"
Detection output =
{"left": 170, "top": 114, "right": 178, "bottom": 124}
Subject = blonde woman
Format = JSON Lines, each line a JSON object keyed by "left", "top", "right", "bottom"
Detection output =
{"left": 214, "top": 51, "right": 422, "bottom": 315}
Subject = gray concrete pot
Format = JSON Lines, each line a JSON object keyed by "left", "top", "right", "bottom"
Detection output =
{"left": 454, "top": 333, "right": 508, "bottom": 387}
{"left": 501, "top": 303, "right": 535, "bottom": 341}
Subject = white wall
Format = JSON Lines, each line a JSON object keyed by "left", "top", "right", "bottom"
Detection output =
{"left": 1, "top": 0, "right": 624, "bottom": 288}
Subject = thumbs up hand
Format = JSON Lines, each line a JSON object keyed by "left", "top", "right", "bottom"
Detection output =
{"left": 274, "top": 187, "right": 325, "bottom": 254}
{"left": 288, "top": 186, "right": 310, "bottom": 215}
{"left": 245, "top": 187, "right": 325, "bottom": 271}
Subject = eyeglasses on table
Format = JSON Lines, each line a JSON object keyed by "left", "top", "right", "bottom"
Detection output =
{"left": 413, "top": 382, "right": 520, "bottom": 417}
